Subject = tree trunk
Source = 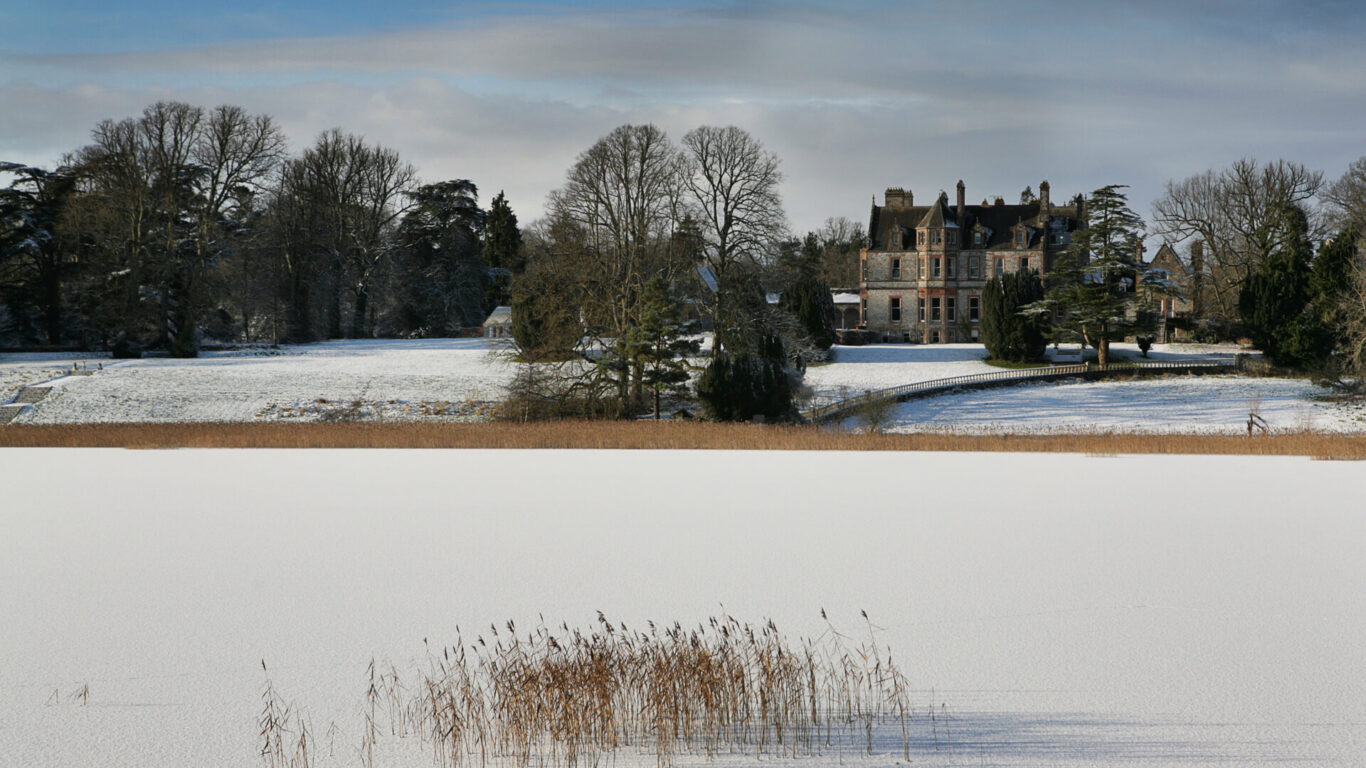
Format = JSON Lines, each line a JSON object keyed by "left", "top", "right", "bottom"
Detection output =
{"left": 39, "top": 258, "right": 61, "bottom": 345}
{"left": 351, "top": 285, "right": 370, "bottom": 338}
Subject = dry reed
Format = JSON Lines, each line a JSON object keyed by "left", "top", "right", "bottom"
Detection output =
{"left": 313, "top": 614, "right": 914, "bottom": 768}
{"left": 4, "top": 421, "right": 1366, "bottom": 457}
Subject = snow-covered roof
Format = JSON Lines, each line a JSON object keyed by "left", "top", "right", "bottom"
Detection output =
{"left": 831, "top": 292, "right": 861, "bottom": 305}
{"left": 483, "top": 306, "right": 512, "bottom": 326}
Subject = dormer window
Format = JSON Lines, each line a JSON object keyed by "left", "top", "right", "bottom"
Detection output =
{"left": 973, "top": 230, "right": 983, "bottom": 247}
{"left": 1015, "top": 230, "right": 1026, "bottom": 247}
{"left": 891, "top": 228, "right": 901, "bottom": 248}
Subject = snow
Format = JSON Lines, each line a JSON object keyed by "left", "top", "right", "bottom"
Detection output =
{"left": 864, "top": 375, "right": 1364, "bottom": 434}
{"left": 804, "top": 342, "right": 1243, "bottom": 410}
{"left": 2, "top": 449, "right": 1364, "bottom": 767}
{"left": 5, "top": 339, "right": 515, "bottom": 423}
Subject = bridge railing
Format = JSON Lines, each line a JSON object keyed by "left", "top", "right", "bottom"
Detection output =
{"left": 803, "top": 357, "right": 1238, "bottom": 424}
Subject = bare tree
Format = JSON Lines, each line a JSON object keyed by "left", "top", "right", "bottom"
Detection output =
{"left": 1151, "top": 158, "right": 1323, "bottom": 325}
{"left": 1325, "top": 156, "right": 1366, "bottom": 231}
{"left": 679, "top": 126, "right": 786, "bottom": 355}
{"left": 546, "top": 124, "right": 687, "bottom": 408}
{"left": 282, "top": 130, "right": 416, "bottom": 338}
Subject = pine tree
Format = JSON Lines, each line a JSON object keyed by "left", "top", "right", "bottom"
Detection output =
{"left": 1026, "top": 185, "right": 1161, "bottom": 366}
{"left": 625, "top": 277, "right": 701, "bottom": 418}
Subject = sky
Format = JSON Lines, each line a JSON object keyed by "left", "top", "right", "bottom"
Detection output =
{"left": 3, "top": 0, "right": 1365, "bottom": 239}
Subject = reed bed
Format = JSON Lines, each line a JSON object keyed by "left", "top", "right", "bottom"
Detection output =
{"left": 3, "top": 420, "right": 1366, "bottom": 457}
{"left": 265, "top": 615, "right": 914, "bottom": 768}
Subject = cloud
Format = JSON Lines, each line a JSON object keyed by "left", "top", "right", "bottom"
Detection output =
{"left": 4, "top": 2, "right": 1366, "bottom": 232}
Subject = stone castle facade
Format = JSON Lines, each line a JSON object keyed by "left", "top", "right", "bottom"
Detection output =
{"left": 859, "top": 181, "right": 1084, "bottom": 342}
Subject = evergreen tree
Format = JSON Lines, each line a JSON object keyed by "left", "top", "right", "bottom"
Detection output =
{"left": 698, "top": 269, "right": 797, "bottom": 421}
{"left": 778, "top": 233, "right": 837, "bottom": 351}
{"left": 1239, "top": 202, "right": 1332, "bottom": 368}
{"left": 1311, "top": 225, "right": 1359, "bottom": 332}
{"left": 981, "top": 269, "right": 1047, "bottom": 362}
{"left": 624, "top": 277, "right": 700, "bottom": 418}
{"left": 0, "top": 162, "right": 76, "bottom": 345}
{"left": 1025, "top": 185, "right": 1162, "bottom": 366}
{"left": 391, "top": 180, "right": 490, "bottom": 336}
{"left": 484, "top": 191, "right": 523, "bottom": 273}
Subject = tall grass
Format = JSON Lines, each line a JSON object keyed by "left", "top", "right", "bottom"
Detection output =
{"left": 3, "top": 421, "right": 1366, "bottom": 456}
{"left": 287, "top": 615, "right": 914, "bottom": 768}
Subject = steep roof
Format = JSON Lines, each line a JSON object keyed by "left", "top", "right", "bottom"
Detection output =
{"left": 868, "top": 196, "right": 1082, "bottom": 250}
{"left": 916, "top": 195, "right": 957, "bottom": 229}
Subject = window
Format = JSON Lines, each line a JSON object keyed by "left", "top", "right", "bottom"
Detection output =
{"left": 930, "top": 330, "right": 940, "bottom": 344}
{"left": 969, "top": 257, "right": 980, "bottom": 279}
{"left": 973, "top": 230, "right": 984, "bottom": 247}
{"left": 860, "top": 298, "right": 867, "bottom": 324}
{"left": 918, "top": 299, "right": 925, "bottom": 322}
{"left": 891, "top": 229, "right": 901, "bottom": 248}
{"left": 891, "top": 258, "right": 901, "bottom": 279}
{"left": 994, "top": 258, "right": 1004, "bottom": 277}
{"left": 902, "top": 332, "right": 911, "bottom": 342}
{"left": 947, "top": 257, "right": 957, "bottom": 279}
{"left": 930, "top": 230, "right": 942, "bottom": 245}
{"left": 1015, "top": 230, "right": 1026, "bottom": 247}
{"left": 861, "top": 258, "right": 868, "bottom": 281}
{"left": 969, "top": 296, "right": 980, "bottom": 322}
{"left": 931, "top": 258, "right": 941, "bottom": 278}
{"left": 947, "top": 230, "right": 956, "bottom": 245}
{"left": 930, "top": 297, "right": 941, "bottom": 321}
{"left": 918, "top": 230, "right": 926, "bottom": 245}
{"left": 890, "top": 296, "right": 902, "bottom": 323}
{"left": 946, "top": 297, "right": 957, "bottom": 322}
{"left": 1019, "top": 257, "right": 1030, "bottom": 272}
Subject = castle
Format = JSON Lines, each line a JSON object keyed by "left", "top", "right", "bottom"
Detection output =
{"left": 859, "top": 181, "right": 1084, "bottom": 342}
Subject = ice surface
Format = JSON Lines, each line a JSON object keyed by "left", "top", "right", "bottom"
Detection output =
{"left": 2, "top": 449, "right": 1363, "bottom": 766}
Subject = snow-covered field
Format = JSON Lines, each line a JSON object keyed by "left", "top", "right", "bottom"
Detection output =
{"left": 868, "top": 375, "right": 1366, "bottom": 434}
{"left": 803, "top": 342, "right": 1241, "bottom": 408}
{"left": 2, "top": 339, "right": 516, "bottom": 423}
{"left": 3, "top": 339, "right": 1349, "bottom": 434}
{"left": 3, "top": 450, "right": 1364, "bottom": 767}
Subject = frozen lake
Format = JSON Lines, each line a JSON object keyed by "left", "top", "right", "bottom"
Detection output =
{"left": 3, "top": 449, "right": 1363, "bottom": 766}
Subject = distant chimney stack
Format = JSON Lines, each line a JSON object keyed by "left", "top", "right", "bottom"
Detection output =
{"left": 994, "top": 196, "right": 1005, "bottom": 206}
{"left": 884, "top": 187, "right": 913, "bottom": 207}
{"left": 956, "top": 180, "right": 966, "bottom": 219}
{"left": 1039, "top": 180, "right": 1050, "bottom": 210}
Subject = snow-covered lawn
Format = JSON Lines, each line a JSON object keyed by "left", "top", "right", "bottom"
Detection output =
{"left": 4, "top": 339, "right": 516, "bottom": 423}
{"left": 3, "top": 450, "right": 1363, "bottom": 767}
{"left": 863, "top": 374, "right": 1365, "bottom": 434}
{"left": 804, "top": 342, "right": 1243, "bottom": 408}
{"left": 0, "top": 339, "right": 1293, "bottom": 430}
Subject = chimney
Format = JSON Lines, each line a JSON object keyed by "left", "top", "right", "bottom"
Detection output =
{"left": 884, "top": 187, "right": 913, "bottom": 207}
{"left": 994, "top": 196, "right": 1005, "bottom": 206}
{"left": 1039, "top": 180, "right": 1050, "bottom": 210}
{"left": 956, "top": 180, "right": 966, "bottom": 219}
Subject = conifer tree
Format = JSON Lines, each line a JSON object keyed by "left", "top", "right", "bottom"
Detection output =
{"left": 1025, "top": 185, "right": 1161, "bottom": 366}
{"left": 981, "top": 269, "right": 1046, "bottom": 362}
{"left": 483, "top": 191, "right": 523, "bottom": 273}
{"left": 1239, "top": 202, "right": 1332, "bottom": 368}
{"left": 625, "top": 277, "right": 701, "bottom": 418}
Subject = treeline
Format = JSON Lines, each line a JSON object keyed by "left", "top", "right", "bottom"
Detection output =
{"left": 0, "top": 101, "right": 522, "bottom": 355}
{"left": 982, "top": 160, "right": 1366, "bottom": 373}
